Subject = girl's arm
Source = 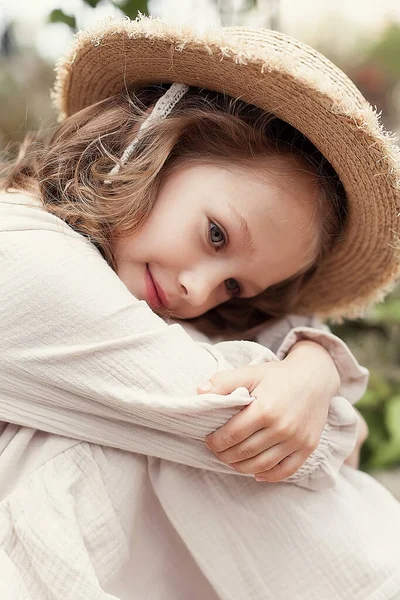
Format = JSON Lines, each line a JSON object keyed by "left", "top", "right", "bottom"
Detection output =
{"left": 201, "top": 328, "right": 368, "bottom": 483}
{"left": 257, "top": 316, "right": 370, "bottom": 473}
{"left": 256, "top": 314, "right": 369, "bottom": 404}
{"left": 0, "top": 193, "right": 359, "bottom": 488}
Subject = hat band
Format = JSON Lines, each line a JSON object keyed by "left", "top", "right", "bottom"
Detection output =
{"left": 105, "top": 82, "right": 189, "bottom": 182}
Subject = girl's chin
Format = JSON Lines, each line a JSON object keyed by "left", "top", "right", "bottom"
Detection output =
{"left": 154, "top": 307, "right": 196, "bottom": 321}
{"left": 153, "top": 304, "right": 178, "bottom": 319}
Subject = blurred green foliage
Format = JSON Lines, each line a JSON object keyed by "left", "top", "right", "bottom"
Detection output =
{"left": 48, "top": 9, "right": 77, "bottom": 30}
{"left": 48, "top": 0, "right": 261, "bottom": 31}
{"left": 331, "top": 286, "right": 400, "bottom": 471}
{"left": 366, "top": 23, "right": 400, "bottom": 79}
{"left": 48, "top": 0, "right": 149, "bottom": 31}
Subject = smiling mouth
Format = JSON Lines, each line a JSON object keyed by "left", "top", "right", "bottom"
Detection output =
{"left": 145, "top": 265, "right": 169, "bottom": 310}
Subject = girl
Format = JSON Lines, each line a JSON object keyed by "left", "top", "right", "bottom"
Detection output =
{"left": 0, "top": 16, "right": 399, "bottom": 600}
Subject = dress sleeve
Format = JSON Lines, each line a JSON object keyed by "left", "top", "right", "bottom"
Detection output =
{"left": 0, "top": 199, "right": 356, "bottom": 489}
{"left": 255, "top": 315, "right": 369, "bottom": 404}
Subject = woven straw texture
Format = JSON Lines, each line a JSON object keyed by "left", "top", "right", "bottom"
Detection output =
{"left": 52, "top": 16, "right": 400, "bottom": 319}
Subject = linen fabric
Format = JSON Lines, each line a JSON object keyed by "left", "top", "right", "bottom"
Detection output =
{"left": 1, "top": 189, "right": 400, "bottom": 599}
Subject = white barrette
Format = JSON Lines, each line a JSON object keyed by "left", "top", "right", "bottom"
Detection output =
{"left": 104, "top": 82, "right": 189, "bottom": 183}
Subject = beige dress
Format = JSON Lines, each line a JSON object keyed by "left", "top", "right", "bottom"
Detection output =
{"left": 0, "top": 189, "right": 399, "bottom": 600}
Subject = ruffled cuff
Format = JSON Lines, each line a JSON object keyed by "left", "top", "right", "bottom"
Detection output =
{"left": 276, "top": 326, "right": 369, "bottom": 405}
{"left": 283, "top": 395, "right": 358, "bottom": 490}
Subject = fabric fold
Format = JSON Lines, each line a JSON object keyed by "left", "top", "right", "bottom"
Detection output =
{"left": 0, "top": 444, "right": 127, "bottom": 600}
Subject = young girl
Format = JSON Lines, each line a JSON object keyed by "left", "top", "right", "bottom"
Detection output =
{"left": 0, "top": 16, "right": 399, "bottom": 600}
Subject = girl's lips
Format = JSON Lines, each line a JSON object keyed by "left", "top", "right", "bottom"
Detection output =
{"left": 153, "top": 277, "right": 169, "bottom": 308}
{"left": 145, "top": 265, "right": 168, "bottom": 309}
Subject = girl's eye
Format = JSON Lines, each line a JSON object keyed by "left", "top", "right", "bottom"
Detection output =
{"left": 225, "top": 277, "right": 241, "bottom": 296}
{"left": 207, "top": 221, "right": 241, "bottom": 297}
{"left": 208, "top": 221, "right": 226, "bottom": 249}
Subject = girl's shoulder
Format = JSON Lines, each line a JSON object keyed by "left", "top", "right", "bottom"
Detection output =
{"left": 0, "top": 186, "right": 42, "bottom": 208}
{"left": 0, "top": 187, "right": 80, "bottom": 242}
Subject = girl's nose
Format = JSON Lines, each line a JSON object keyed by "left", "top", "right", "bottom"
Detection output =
{"left": 179, "top": 267, "right": 221, "bottom": 308}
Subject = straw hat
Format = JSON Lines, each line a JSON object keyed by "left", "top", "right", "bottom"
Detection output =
{"left": 52, "top": 15, "right": 400, "bottom": 320}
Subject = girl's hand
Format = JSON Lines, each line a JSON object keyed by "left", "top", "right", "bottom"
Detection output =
{"left": 198, "top": 341, "right": 340, "bottom": 482}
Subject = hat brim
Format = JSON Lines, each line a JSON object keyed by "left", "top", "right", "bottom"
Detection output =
{"left": 52, "top": 16, "right": 400, "bottom": 319}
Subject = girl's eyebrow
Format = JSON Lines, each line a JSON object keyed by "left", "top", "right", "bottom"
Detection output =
{"left": 227, "top": 203, "right": 264, "bottom": 297}
{"left": 228, "top": 203, "right": 256, "bottom": 257}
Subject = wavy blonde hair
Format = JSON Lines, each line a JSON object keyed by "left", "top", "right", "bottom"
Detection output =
{"left": 2, "top": 85, "right": 346, "bottom": 337}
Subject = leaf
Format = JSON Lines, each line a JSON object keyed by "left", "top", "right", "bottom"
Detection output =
{"left": 48, "top": 9, "right": 77, "bottom": 31}
{"left": 82, "top": 0, "right": 103, "bottom": 7}
{"left": 385, "top": 395, "right": 400, "bottom": 442}
{"left": 113, "top": 0, "right": 149, "bottom": 18}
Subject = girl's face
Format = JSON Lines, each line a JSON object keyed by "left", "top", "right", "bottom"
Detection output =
{"left": 114, "top": 159, "right": 320, "bottom": 319}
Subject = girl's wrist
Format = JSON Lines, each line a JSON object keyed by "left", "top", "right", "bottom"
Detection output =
{"left": 285, "top": 340, "right": 341, "bottom": 395}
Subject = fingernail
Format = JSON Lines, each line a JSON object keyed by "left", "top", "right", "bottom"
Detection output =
{"left": 255, "top": 475, "right": 267, "bottom": 482}
{"left": 198, "top": 381, "right": 214, "bottom": 393}
{"left": 205, "top": 437, "right": 212, "bottom": 449}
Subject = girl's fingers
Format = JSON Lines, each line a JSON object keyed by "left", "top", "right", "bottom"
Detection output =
{"left": 206, "top": 401, "right": 262, "bottom": 452}
{"left": 228, "top": 441, "right": 296, "bottom": 475}
{"left": 198, "top": 365, "right": 263, "bottom": 396}
{"left": 214, "top": 427, "right": 284, "bottom": 465}
{"left": 254, "top": 450, "right": 308, "bottom": 482}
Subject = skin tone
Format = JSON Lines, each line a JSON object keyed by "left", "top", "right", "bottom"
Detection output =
{"left": 114, "top": 159, "right": 320, "bottom": 319}
{"left": 114, "top": 158, "right": 362, "bottom": 481}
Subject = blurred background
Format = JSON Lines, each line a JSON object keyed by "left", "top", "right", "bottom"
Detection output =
{"left": 1, "top": 0, "right": 399, "bottom": 494}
